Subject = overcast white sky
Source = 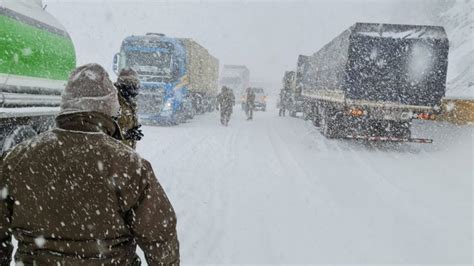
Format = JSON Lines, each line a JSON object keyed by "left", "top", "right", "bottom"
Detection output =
{"left": 44, "top": 0, "right": 438, "bottom": 90}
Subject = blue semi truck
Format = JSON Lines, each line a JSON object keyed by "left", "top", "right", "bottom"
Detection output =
{"left": 113, "top": 33, "right": 219, "bottom": 125}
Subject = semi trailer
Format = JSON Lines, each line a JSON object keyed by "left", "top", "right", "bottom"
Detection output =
{"left": 220, "top": 65, "right": 250, "bottom": 98}
{"left": 302, "top": 22, "right": 449, "bottom": 143}
{"left": 0, "top": 0, "right": 76, "bottom": 154}
{"left": 114, "top": 34, "right": 219, "bottom": 125}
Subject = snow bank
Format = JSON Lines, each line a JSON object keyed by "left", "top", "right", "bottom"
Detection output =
{"left": 136, "top": 105, "right": 472, "bottom": 264}
{"left": 439, "top": 0, "right": 474, "bottom": 98}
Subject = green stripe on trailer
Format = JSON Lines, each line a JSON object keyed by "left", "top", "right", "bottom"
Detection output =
{"left": 0, "top": 14, "right": 75, "bottom": 81}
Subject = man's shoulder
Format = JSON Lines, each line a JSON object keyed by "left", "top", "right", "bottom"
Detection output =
{"left": 102, "top": 135, "right": 144, "bottom": 161}
{"left": 3, "top": 131, "right": 58, "bottom": 165}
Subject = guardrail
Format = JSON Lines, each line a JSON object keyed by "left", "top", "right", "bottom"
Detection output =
{"left": 0, "top": 92, "right": 61, "bottom": 108}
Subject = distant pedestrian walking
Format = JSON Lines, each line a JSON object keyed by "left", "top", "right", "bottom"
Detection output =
{"left": 245, "top": 87, "right": 256, "bottom": 120}
{"left": 217, "top": 86, "right": 235, "bottom": 126}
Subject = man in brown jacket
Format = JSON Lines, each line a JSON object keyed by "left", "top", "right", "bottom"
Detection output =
{"left": 0, "top": 64, "right": 179, "bottom": 265}
{"left": 216, "top": 86, "right": 235, "bottom": 126}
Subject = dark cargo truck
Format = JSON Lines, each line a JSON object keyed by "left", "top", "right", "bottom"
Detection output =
{"left": 282, "top": 55, "right": 312, "bottom": 117}
{"left": 302, "top": 22, "right": 449, "bottom": 143}
{"left": 292, "top": 55, "right": 311, "bottom": 117}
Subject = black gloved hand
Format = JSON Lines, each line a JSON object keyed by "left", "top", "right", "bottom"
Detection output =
{"left": 125, "top": 125, "right": 144, "bottom": 141}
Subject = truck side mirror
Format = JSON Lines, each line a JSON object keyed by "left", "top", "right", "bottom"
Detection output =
{"left": 113, "top": 53, "right": 120, "bottom": 74}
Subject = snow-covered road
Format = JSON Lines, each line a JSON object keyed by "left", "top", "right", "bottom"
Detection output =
{"left": 137, "top": 104, "right": 472, "bottom": 265}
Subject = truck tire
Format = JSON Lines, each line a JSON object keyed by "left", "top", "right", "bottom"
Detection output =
{"left": 313, "top": 118, "right": 320, "bottom": 127}
{"left": 302, "top": 108, "right": 310, "bottom": 120}
{"left": 302, "top": 102, "right": 313, "bottom": 121}
{"left": 320, "top": 108, "right": 341, "bottom": 139}
{"left": 302, "top": 103, "right": 314, "bottom": 122}
{"left": 312, "top": 105, "right": 321, "bottom": 127}
{"left": 391, "top": 122, "right": 412, "bottom": 139}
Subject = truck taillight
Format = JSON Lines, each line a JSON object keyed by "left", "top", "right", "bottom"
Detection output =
{"left": 348, "top": 107, "right": 365, "bottom": 117}
{"left": 416, "top": 113, "right": 435, "bottom": 120}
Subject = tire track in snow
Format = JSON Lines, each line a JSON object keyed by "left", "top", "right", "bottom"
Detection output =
{"left": 198, "top": 124, "right": 240, "bottom": 263}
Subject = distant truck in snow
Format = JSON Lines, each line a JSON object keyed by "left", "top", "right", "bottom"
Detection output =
{"left": 291, "top": 55, "right": 313, "bottom": 118}
{"left": 0, "top": 0, "right": 76, "bottom": 154}
{"left": 114, "top": 33, "right": 219, "bottom": 125}
{"left": 301, "top": 22, "right": 449, "bottom": 143}
{"left": 282, "top": 55, "right": 311, "bottom": 119}
{"left": 219, "top": 65, "right": 250, "bottom": 102}
{"left": 280, "top": 70, "right": 295, "bottom": 112}
{"left": 283, "top": 55, "right": 315, "bottom": 118}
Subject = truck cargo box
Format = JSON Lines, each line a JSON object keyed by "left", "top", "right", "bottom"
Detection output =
{"left": 180, "top": 39, "right": 219, "bottom": 96}
{"left": 304, "top": 23, "right": 449, "bottom": 107}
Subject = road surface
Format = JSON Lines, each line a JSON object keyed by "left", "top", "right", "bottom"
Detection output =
{"left": 137, "top": 103, "right": 472, "bottom": 265}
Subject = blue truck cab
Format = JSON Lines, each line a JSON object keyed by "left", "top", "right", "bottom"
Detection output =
{"left": 114, "top": 33, "right": 191, "bottom": 125}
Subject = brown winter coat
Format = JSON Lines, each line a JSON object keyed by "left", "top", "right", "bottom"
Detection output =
{"left": 217, "top": 89, "right": 235, "bottom": 114}
{"left": 0, "top": 112, "right": 179, "bottom": 265}
{"left": 246, "top": 90, "right": 256, "bottom": 108}
{"left": 118, "top": 93, "right": 139, "bottom": 149}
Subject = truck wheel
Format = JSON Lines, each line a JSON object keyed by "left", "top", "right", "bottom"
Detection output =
{"left": 2, "top": 125, "right": 37, "bottom": 154}
{"left": 320, "top": 109, "right": 341, "bottom": 138}
{"left": 312, "top": 105, "right": 321, "bottom": 127}
{"left": 303, "top": 103, "right": 314, "bottom": 121}
{"left": 305, "top": 113, "right": 311, "bottom": 120}
{"left": 312, "top": 112, "right": 321, "bottom": 127}
{"left": 302, "top": 110, "right": 309, "bottom": 120}
{"left": 392, "top": 122, "right": 412, "bottom": 139}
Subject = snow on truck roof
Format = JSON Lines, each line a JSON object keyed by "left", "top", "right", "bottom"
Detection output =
{"left": 353, "top": 22, "right": 448, "bottom": 40}
{"left": 223, "top": 65, "right": 249, "bottom": 70}
{"left": 0, "top": 0, "right": 69, "bottom": 37}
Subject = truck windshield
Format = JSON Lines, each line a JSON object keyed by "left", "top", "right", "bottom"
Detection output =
{"left": 125, "top": 50, "right": 176, "bottom": 82}
{"left": 252, "top": 88, "right": 264, "bottom": 94}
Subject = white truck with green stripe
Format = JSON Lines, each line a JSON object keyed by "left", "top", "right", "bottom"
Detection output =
{"left": 0, "top": 0, "right": 76, "bottom": 153}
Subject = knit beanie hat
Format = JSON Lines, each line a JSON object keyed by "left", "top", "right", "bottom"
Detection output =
{"left": 60, "top": 63, "right": 120, "bottom": 117}
{"left": 115, "top": 68, "right": 140, "bottom": 99}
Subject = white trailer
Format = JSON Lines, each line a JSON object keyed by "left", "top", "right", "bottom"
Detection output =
{"left": 220, "top": 65, "right": 250, "bottom": 95}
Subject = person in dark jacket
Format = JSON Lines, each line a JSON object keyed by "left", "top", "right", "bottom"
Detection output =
{"left": 216, "top": 86, "right": 235, "bottom": 126}
{"left": 115, "top": 68, "right": 143, "bottom": 149}
{"left": 245, "top": 87, "right": 256, "bottom": 120}
{"left": 0, "top": 64, "right": 179, "bottom": 265}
